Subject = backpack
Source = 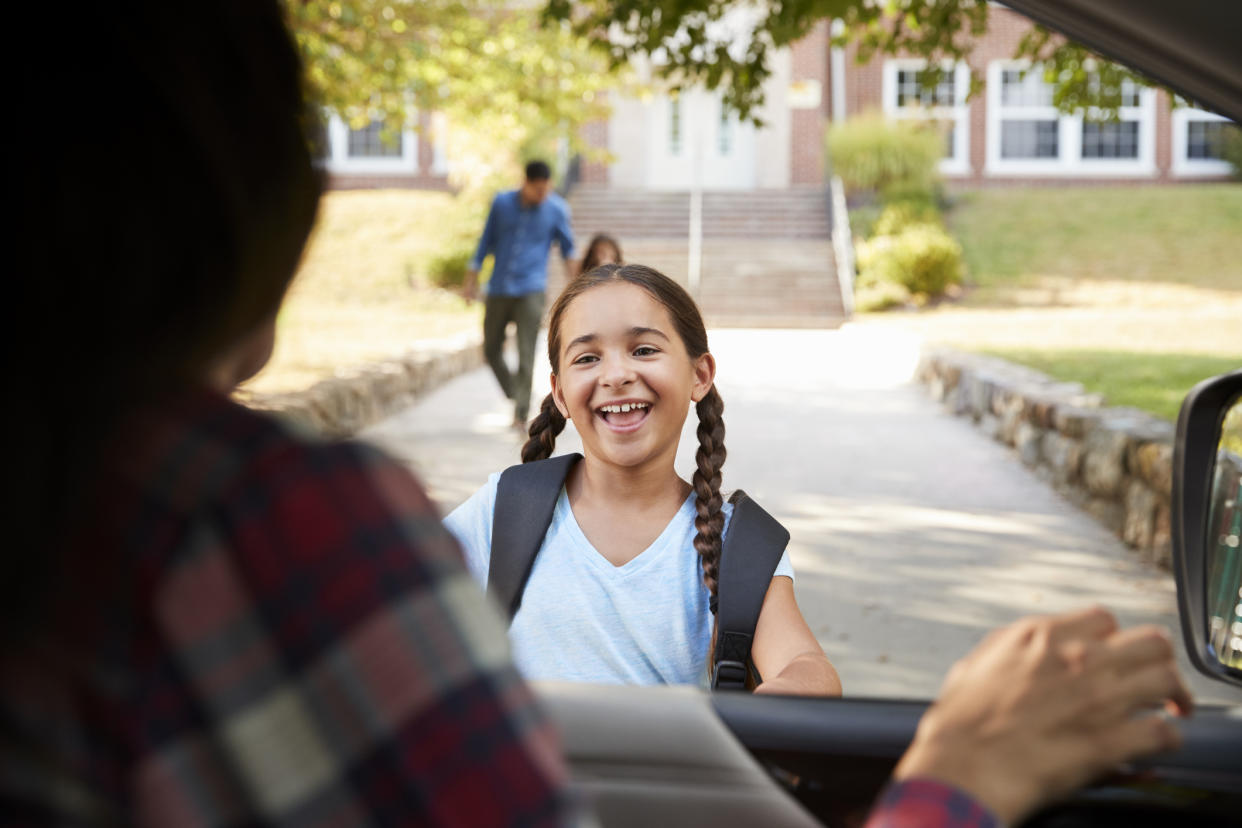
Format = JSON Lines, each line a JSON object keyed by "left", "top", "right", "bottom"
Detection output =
{"left": 488, "top": 453, "right": 790, "bottom": 691}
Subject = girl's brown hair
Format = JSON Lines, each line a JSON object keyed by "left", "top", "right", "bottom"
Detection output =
{"left": 523, "top": 264, "right": 728, "bottom": 662}
{"left": 580, "top": 233, "right": 624, "bottom": 274}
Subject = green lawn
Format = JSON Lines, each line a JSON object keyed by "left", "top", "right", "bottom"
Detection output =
{"left": 976, "top": 349, "right": 1240, "bottom": 422}
{"left": 947, "top": 184, "right": 1242, "bottom": 296}
{"left": 861, "top": 184, "right": 1242, "bottom": 421}
{"left": 244, "top": 190, "right": 483, "bottom": 394}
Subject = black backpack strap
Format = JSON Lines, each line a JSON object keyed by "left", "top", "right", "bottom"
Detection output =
{"left": 711, "top": 491, "right": 790, "bottom": 691}
{"left": 489, "top": 453, "right": 581, "bottom": 624}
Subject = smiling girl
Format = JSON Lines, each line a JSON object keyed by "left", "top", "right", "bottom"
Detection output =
{"left": 445, "top": 263, "right": 841, "bottom": 695}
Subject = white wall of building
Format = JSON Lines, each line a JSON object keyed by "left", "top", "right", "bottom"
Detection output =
{"left": 603, "top": 48, "right": 796, "bottom": 190}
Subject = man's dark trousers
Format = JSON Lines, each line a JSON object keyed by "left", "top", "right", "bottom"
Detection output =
{"left": 483, "top": 291, "right": 545, "bottom": 423}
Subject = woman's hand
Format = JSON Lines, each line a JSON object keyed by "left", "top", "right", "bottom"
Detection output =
{"left": 894, "top": 606, "right": 1193, "bottom": 826}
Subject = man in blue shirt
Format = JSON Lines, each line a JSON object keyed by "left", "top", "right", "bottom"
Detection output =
{"left": 464, "top": 160, "right": 579, "bottom": 428}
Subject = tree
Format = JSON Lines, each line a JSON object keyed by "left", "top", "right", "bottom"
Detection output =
{"left": 287, "top": 0, "right": 621, "bottom": 196}
{"left": 540, "top": 0, "right": 1153, "bottom": 123}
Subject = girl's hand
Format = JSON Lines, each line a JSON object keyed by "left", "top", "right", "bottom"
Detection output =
{"left": 893, "top": 606, "right": 1192, "bottom": 826}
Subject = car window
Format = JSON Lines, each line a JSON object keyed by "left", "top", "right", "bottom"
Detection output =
{"left": 250, "top": 0, "right": 1242, "bottom": 707}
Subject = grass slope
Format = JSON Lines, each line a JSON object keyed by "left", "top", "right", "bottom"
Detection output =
{"left": 949, "top": 184, "right": 1242, "bottom": 296}
{"left": 245, "top": 190, "right": 482, "bottom": 394}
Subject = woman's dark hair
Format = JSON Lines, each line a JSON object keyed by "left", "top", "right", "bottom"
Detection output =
{"left": 580, "top": 233, "right": 624, "bottom": 274}
{"left": 522, "top": 264, "right": 728, "bottom": 665}
{"left": 11, "top": 0, "right": 323, "bottom": 634}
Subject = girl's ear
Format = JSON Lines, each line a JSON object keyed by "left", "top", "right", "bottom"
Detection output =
{"left": 690, "top": 352, "right": 717, "bottom": 403}
{"left": 550, "top": 372, "right": 571, "bottom": 420}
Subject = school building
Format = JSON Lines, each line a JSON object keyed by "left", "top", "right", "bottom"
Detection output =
{"left": 317, "top": 7, "right": 1235, "bottom": 192}
{"left": 313, "top": 6, "right": 1235, "bottom": 328}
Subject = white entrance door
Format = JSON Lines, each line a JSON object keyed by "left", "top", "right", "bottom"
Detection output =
{"left": 646, "top": 90, "right": 756, "bottom": 190}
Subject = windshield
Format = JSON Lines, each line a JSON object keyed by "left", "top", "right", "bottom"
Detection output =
{"left": 245, "top": 1, "right": 1242, "bottom": 707}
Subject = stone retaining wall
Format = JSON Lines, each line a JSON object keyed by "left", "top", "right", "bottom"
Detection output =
{"left": 917, "top": 348, "right": 1176, "bottom": 569}
{"left": 236, "top": 333, "right": 484, "bottom": 438}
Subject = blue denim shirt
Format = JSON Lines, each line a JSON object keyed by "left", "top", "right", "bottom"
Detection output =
{"left": 469, "top": 190, "right": 576, "bottom": 297}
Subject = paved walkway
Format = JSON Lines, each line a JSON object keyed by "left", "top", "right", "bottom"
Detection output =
{"left": 361, "top": 325, "right": 1239, "bottom": 705}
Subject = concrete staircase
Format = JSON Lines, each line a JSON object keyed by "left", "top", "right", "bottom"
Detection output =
{"left": 557, "top": 185, "right": 845, "bottom": 328}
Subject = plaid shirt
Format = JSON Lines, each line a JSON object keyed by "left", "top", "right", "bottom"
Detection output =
{"left": 1, "top": 390, "right": 573, "bottom": 826}
{"left": 867, "top": 779, "right": 1001, "bottom": 828}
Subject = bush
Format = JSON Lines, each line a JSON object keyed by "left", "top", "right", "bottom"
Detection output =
{"left": 856, "top": 224, "right": 963, "bottom": 302}
{"left": 426, "top": 246, "right": 473, "bottom": 289}
{"left": 872, "top": 200, "right": 943, "bottom": 237}
{"left": 854, "top": 279, "right": 912, "bottom": 312}
{"left": 1222, "top": 125, "right": 1242, "bottom": 181}
{"left": 421, "top": 194, "right": 494, "bottom": 290}
{"left": 827, "top": 112, "right": 944, "bottom": 202}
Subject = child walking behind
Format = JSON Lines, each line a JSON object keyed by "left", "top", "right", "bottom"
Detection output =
{"left": 446, "top": 264, "right": 842, "bottom": 695}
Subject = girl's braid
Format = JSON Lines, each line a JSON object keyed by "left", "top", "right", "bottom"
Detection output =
{"left": 521, "top": 392, "right": 566, "bottom": 463}
{"left": 691, "top": 385, "right": 727, "bottom": 606}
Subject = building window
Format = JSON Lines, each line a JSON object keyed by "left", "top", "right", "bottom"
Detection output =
{"left": 896, "top": 68, "right": 956, "bottom": 107}
{"left": 320, "top": 110, "right": 419, "bottom": 175}
{"left": 1172, "top": 106, "right": 1238, "bottom": 176}
{"left": 347, "top": 120, "right": 404, "bottom": 158}
{"left": 669, "top": 98, "right": 682, "bottom": 156}
{"left": 1081, "top": 120, "right": 1139, "bottom": 159}
{"left": 882, "top": 60, "right": 970, "bottom": 175}
{"left": 1187, "top": 120, "right": 1233, "bottom": 159}
{"left": 1001, "top": 120, "right": 1059, "bottom": 159}
{"left": 986, "top": 62, "right": 1155, "bottom": 176}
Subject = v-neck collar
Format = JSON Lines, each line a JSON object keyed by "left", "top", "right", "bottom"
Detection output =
{"left": 556, "top": 487, "right": 696, "bottom": 576}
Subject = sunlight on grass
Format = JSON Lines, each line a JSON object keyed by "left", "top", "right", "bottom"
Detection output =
{"left": 243, "top": 190, "right": 483, "bottom": 394}
{"left": 948, "top": 184, "right": 1242, "bottom": 296}
{"left": 976, "top": 350, "right": 1241, "bottom": 421}
{"left": 856, "top": 184, "right": 1242, "bottom": 421}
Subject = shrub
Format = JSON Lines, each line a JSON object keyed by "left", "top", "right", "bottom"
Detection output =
{"left": 827, "top": 112, "right": 945, "bottom": 202}
{"left": 857, "top": 224, "right": 963, "bottom": 302}
{"left": 1221, "top": 125, "right": 1242, "bottom": 181}
{"left": 421, "top": 194, "right": 494, "bottom": 290}
{"left": 426, "top": 246, "right": 473, "bottom": 289}
{"left": 872, "top": 200, "right": 943, "bottom": 237}
{"left": 426, "top": 244, "right": 494, "bottom": 290}
{"left": 854, "top": 279, "right": 912, "bottom": 312}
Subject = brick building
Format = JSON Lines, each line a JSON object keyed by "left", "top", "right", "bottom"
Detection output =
{"left": 316, "top": 6, "right": 1234, "bottom": 192}
{"left": 839, "top": 6, "right": 1235, "bottom": 186}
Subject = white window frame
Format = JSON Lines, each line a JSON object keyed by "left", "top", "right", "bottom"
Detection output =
{"left": 985, "top": 60, "right": 1156, "bottom": 177}
{"left": 320, "top": 111, "right": 419, "bottom": 175}
{"left": 1172, "top": 107, "right": 1234, "bottom": 177}
{"left": 882, "top": 59, "right": 970, "bottom": 176}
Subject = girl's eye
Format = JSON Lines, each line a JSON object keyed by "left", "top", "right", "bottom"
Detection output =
{"left": 572, "top": 354, "right": 598, "bottom": 365}
{"left": 633, "top": 346, "right": 659, "bottom": 357}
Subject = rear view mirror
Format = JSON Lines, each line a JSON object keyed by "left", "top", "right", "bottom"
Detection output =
{"left": 1173, "top": 369, "right": 1242, "bottom": 688}
{"left": 1207, "top": 397, "right": 1242, "bottom": 672}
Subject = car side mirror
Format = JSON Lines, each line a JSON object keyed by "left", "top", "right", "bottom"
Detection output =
{"left": 1173, "top": 369, "right": 1242, "bottom": 688}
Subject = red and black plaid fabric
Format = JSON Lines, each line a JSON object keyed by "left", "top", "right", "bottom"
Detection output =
{"left": 0, "top": 390, "right": 573, "bottom": 826}
{"left": 866, "top": 778, "right": 1001, "bottom": 828}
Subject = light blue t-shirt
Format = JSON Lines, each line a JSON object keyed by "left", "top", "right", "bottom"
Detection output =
{"left": 443, "top": 471, "right": 795, "bottom": 686}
